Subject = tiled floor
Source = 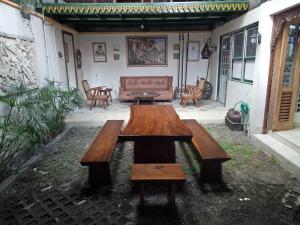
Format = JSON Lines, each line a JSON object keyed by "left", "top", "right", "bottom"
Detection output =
{"left": 66, "top": 99, "right": 227, "bottom": 126}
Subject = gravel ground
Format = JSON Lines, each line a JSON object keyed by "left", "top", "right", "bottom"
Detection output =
{"left": 0, "top": 124, "right": 299, "bottom": 225}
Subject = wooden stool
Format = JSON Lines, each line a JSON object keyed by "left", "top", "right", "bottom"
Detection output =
{"left": 131, "top": 164, "right": 186, "bottom": 207}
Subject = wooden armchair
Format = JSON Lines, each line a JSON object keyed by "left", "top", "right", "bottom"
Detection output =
{"left": 180, "top": 80, "right": 205, "bottom": 107}
{"left": 82, "top": 80, "right": 109, "bottom": 110}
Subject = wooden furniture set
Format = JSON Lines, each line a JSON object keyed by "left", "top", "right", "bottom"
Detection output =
{"left": 119, "top": 76, "right": 173, "bottom": 101}
{"left": 80, "top": 105, "right": 231, "bottom": 206}
{"left": 82, "top": 80, "right": 112, "bottom": 110}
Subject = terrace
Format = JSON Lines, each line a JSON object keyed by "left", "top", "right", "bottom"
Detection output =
{"left": 0, "top": 0, "right": 300, "bottom": 225}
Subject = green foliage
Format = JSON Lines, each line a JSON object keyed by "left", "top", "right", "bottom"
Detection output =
{"left": 219, "top": 140, "right": 255, "bottom": 171}
{"left": 0, "top": 81, "right": 83, "bottom": 180}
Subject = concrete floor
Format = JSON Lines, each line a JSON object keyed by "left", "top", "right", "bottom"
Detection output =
{"left": 66, "top": 99, "right": 227, "bottom": 127}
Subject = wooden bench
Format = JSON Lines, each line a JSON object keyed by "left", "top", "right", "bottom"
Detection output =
{"left": 80, "top": 120, "right": 124, "bottom": 186}
{"left": 131, "top": 164, "right": 186, "bottom": 207}
{"left": 182, "top": 119, "right": 231, "bottom": 182}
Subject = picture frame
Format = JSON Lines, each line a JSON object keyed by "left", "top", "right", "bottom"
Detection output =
{"left": 114, "top": 53, "right": 120, "bottom": 60}
{"left": 188, "top": 41, "right": 200, "bottom": 61}
{"left": 173, "top": 43, "right": 180, "bottom": 51}
{"left": 127, "top": 36, "right": 167, "bottom": 66}
{"left": 173, "top": 53, "right": 180, "bottom": 60}
{"left": 93, "top": 42, "right": 107, "bottom": 62}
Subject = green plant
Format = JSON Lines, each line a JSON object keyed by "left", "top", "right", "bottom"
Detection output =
{"left": 0, "top": 80, "right": 83, "bottom": 180}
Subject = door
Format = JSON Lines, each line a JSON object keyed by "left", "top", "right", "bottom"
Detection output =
{"left": 62, "top": 31, "right": 78, "bottom": 89}
{"left": 273, "top": 23, "right": 300, "bottom": 131}
{"left": 217, "top": 35, "right": 231, "bottom": 104}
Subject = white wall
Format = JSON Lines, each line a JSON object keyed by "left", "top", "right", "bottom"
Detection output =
{"left": 210, "top": 0, "right": 300, "bottom": 134}
{"left": 80, "top": 32, "right": 211, "bottom": 98}
{"left": 0, "top": 1, "right": 81, "bottom": 116}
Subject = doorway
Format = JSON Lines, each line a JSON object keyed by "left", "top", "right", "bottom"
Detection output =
{"left": 217, "top": 35, "right": 231, "bottom": 104}
{"left": 62, "top": 31, "right": 78, "bottom": 89}
{"left": 272, "top": 22, "right": 300, "bottom": 131}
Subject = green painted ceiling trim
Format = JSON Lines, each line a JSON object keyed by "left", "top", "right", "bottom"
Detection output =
{"left": 42, "top": 1, "right": 249, "bottom": 15}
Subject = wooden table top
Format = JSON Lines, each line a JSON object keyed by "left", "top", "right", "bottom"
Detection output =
{"left": 121, "top": 105, "right": 192, "bottom": 141}
{"left": 131, "top": 164, "right": 186, "bottom": 182}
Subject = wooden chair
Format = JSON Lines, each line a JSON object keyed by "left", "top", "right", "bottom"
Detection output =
{"left": 82, "top": 80, "right": 109, "bottom": 110}
{"left": 180, "top": 80, "right": 205, "bottom": 107}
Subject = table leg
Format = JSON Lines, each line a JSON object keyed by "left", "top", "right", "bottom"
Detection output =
{"left": 134, "top": 138, "right": 175, "bottom": 163}
{"left": 168, "top": 183, "right": 176, "bottom": 207}
{"left": 88, "top": 163, "right": 111, "bottom": 186}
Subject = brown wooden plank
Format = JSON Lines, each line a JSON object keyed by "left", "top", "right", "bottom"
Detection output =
{"left": 80, "top": 120, "right": 124, "bottom": 165}
{"left": 121, "top": 105, "right": 192, "bottom": 141}
{"left": 182, "top": 119, "right": 231, "bottom": 161}
{"left": 131, "top": 164, "right": 186, "bottom": 182}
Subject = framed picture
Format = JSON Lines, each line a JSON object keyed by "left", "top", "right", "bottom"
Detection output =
{"left": 188, "top": 41, "right": 200, "bottom": 61}
{"left": 173, "top": 53, "right": 180, "bottom": 60}
{"left": 64, "top": 43, "right": 69, "bottom": 63}
{"left": 127, "top": 36, "right": 167, "bottom": 66}
{"left": 173, "top": 43, "right": 180, "bottom": 51}
{"left": 114, "top": 53, "right": 120, "bottom": 60}
{"left": 93, "top": 42, "right": 107, "bottom": 62}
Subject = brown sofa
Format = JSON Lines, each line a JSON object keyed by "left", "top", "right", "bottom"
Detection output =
{"left": 119, "top": 76, "right": 173, "bottom": 101}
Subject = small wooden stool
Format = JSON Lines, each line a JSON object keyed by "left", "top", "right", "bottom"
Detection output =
{"left": 131, "top": 164, "right": 186, "bottom": 207}
{"left": 99, "top": 87, "right": 113, "bottom": 102}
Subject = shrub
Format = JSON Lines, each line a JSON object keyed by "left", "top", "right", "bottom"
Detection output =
{"left": 0, "top": 81, "right": 83, "bottom": 180}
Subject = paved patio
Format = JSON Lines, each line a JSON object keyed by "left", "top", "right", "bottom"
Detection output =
{"left": 66, "top": 99, "right": 227, "bottom": 127}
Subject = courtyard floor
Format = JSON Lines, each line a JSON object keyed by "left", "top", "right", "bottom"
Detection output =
{"left": 0, "top": 121, "right": 299, "bottom": 225}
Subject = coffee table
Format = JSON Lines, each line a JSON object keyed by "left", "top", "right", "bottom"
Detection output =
{"left": 128, "top": 91, "right": 160, "bottom": 105}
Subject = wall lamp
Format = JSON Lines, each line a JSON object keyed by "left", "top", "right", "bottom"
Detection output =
{"left": 250, "top": 31, "right": 261, "bottom": 44}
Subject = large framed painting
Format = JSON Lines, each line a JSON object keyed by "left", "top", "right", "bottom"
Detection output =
{"left": 127, "top": 36, "right": 167, "bottom": 66}
{"left": 93, "top": 42, "right": 107, "bottom": 62}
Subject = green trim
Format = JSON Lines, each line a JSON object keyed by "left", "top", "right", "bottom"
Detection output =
{"left": 42, "top": 1, "right": 249, "bottom": 15}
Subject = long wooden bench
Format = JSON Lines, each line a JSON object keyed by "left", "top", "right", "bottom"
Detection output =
{"left": 80, "top": 120, "right": 124, "bottom": 186}
{"left": 182, "top": 119, "right": 231, "bottom": 182}
{"left": 131, "top": 164, "right": 186, "bottom": 207}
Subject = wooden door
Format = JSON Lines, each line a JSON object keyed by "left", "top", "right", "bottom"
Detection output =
{"left": 217, "top": 35, "right": 231, "bottom": 104}
{"left": 272, "top": 23, "right": 300, "bottom": 131}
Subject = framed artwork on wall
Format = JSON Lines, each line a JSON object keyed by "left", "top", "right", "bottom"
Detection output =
{"left": 127, "top": 36, "right": 167, "bottom": 66}
{"left": 188, "top": 41, "right": 200, "bottom": 61}
{"left": 93, "top": 42, "right": 107, "bottom": 62}
{"left": 114, "top": 54, "right": 120, "bottom": 60}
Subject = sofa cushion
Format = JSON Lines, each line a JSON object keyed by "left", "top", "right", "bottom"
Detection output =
{"left": 121, "top": 76, "right": 172, "bottom": 91}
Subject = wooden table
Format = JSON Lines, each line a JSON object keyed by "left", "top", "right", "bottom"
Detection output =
{"left": 128, "top": 91, "right": 160, "bottom": 105}
{"left": 120, "top": 105, "right": 192, "bottom": 163}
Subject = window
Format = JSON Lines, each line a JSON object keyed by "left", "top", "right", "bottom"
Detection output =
{"left": 231, "top": 25, "right": 258, "bottom": 83}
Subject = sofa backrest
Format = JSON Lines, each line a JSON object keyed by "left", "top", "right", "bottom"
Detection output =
{"left": 120, "top": 76, "right": 172, "bottom": 91}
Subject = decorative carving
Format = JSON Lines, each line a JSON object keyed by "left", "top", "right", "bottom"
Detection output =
{"left": 271, "top": 5, "right": 300, "bottom": 51}
{"left": 0, "top": 36, "right": 37, "bottom": 94}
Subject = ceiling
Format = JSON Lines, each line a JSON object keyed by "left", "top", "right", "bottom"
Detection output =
{"left": 40, "top": 1, "right": 249, "bottom": 32}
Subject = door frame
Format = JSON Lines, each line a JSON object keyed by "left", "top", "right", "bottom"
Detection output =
{"left": 217, "top": 34, "right": 230, "bottom": 105}
{"left": 62, "top": 31, "right": 78, "bottom": 90}
{"left": 270, "top": 18, "right": 300, "bottom": 131}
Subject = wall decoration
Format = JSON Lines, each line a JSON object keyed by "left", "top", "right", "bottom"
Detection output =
{"left": 64, "top": 42, "right": 69, "bottom": 63}
{"left": 127, "top": 36, "right": 167, "bottom": 66}
{"left": 76, "top": 49, "right": 82, "bottom": 69}
{"left": 113, "top": 54, "right": 120, "bottom": 61}
{"left": 113, "top": 45, "right": 120, "bottom": 51}
{"left": 173, "top": 53, "right": 180, "bottom": 60}
{"left": 93, "top": 42, "right": 107, "bottom": 62}
{"left": 0, "top": 36, "right": 37, "bottom": 94}
{"left": 188, "top": 41, "right": 200, "bottom": 61}
{"left": 173, "top": 43, "right": 179, "bottom": 51}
